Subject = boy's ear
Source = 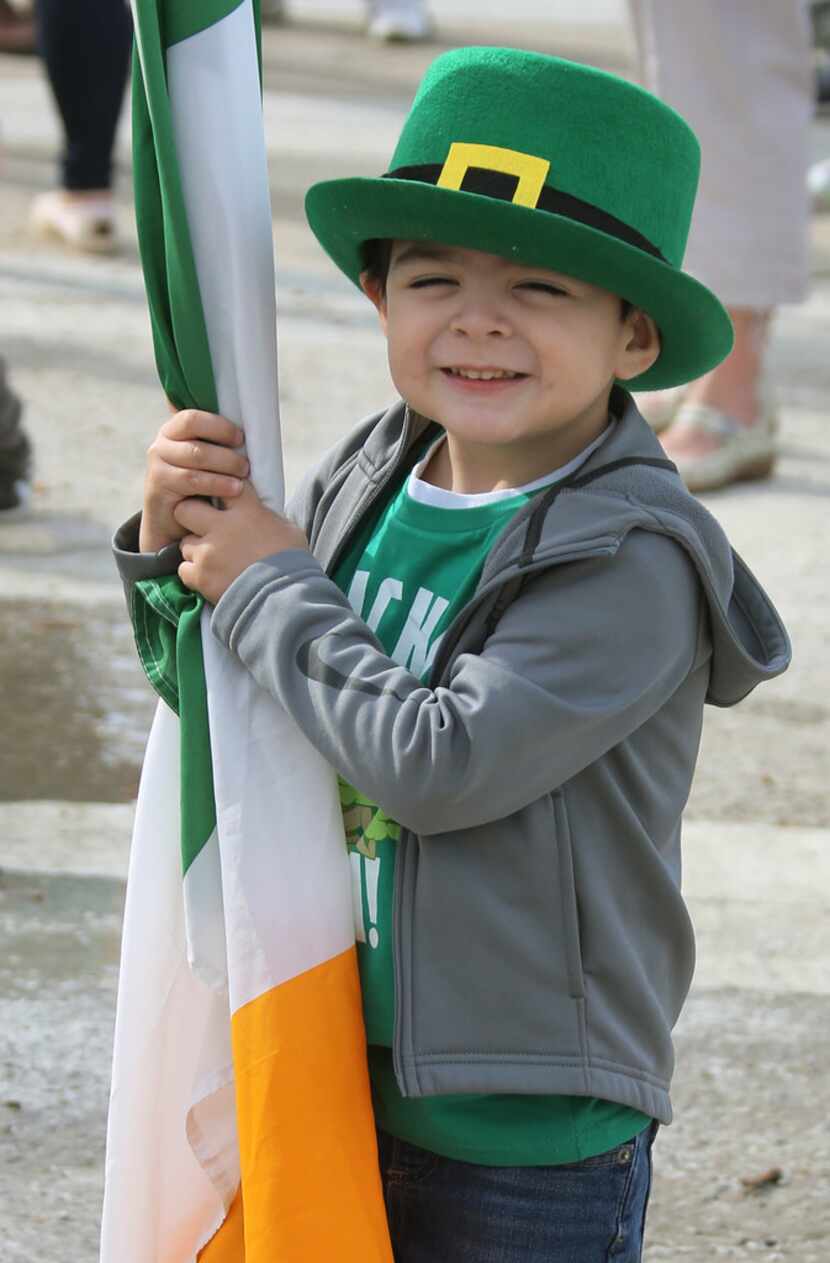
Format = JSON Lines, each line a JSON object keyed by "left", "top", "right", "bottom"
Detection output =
{"left": 615, "top": 309, "right": 661, "bottom": 382}
{"left": 359, "top": 271, "right": 388, "bottom": 332}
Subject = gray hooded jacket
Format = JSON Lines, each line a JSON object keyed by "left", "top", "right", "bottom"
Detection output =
{"left": 114, "top": 390, "right": 791, "bottom": 1124}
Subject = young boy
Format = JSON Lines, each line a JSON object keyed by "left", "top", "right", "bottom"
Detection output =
{"left": 116, "top": 48, "right": 791, "bottom": 1263}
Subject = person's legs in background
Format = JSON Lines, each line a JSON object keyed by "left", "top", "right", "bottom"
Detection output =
{"left": 628, "top": 0, "right": 813, "bottom": 491}
{"left": 261, "top": 0, "right": 433, "bottom": 43}
{"left": 30, "top": 0, "right": 133, "bottom": 254}
{"left": 0, "top": 0, "right": 35, "bottom": 54}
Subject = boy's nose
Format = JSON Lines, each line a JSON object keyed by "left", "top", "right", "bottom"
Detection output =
{"left": 449, "top": 298, "right": 512, "bottom": 339}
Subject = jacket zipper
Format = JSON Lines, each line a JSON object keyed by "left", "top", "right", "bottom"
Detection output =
{"left": 323, "top": 411, "right": 439, "bottom": 580}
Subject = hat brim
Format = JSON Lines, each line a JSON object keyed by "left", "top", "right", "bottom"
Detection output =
{"left": 305, "top": 177, "right": 733, "bottom": 391}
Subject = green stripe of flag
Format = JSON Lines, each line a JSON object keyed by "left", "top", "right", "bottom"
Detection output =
{"left": 134, "top": 577, "right": 216, "bottom": 876}
{"left": 131, "top": 0, "right": 265, "bottom": 408}
{"left": 132, "top": 1, "right": 219, "bottom": 411}
{"left": 160, "top": 0, "right": 247, "bottom": 48}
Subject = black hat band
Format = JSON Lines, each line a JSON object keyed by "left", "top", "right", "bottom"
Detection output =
{"left": 383, "top": 163, "right": 667, "bottom": 264}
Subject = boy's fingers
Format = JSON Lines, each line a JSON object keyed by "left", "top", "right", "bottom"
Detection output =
{"left": 153, "top": 433, "right": 249, "bottom": 477}
{"left": 166, "top": 408, "right": 245, "bottom": 448}
{"left": 179, "top": 533, "right": 194, "bottom": 557}
{"left": 234, "top": 478, "right": 260, "bottom": 505}
{"left": 178, "top": 559, "right": 198, "bottom": 591}
{"left": 176, "top": 471, "right": 244, "bottom": 500}
{"left": 174, "top": 496, "right": 220, "bottom": 533}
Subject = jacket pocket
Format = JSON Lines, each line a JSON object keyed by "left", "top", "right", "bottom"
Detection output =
{"left": 552, "top": 790, "right": 585, "bottom": 999}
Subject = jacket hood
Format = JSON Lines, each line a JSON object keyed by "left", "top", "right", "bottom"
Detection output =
{"left": 512, "top": 387, "right": 791, "bottom": 706}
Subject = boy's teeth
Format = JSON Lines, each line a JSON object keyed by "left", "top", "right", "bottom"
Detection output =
{"left": 450, "top": 368, "right": 519, "bottom": 380}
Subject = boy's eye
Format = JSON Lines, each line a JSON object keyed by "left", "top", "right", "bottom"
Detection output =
{"left": 518, "top": 281, "right": 569, "bottom": 296}
{"left": 408, "top": 276, "right": 458, "bottom": 289}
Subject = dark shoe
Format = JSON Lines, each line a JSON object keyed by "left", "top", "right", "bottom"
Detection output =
{"left": 0, "top": 359, "right": 33, "bottom": 515}
{"left": 0, "top": 435, "right": 33, "bottom": 514}
{"left": 817, "top": 60, "right": 830, "bottom": 105}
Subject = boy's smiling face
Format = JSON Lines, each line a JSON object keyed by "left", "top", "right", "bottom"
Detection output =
{"left": 362, "top": 241, "right": 660, "bottom": 492}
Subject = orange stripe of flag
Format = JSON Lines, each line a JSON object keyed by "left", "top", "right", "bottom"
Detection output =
{"left": 205, "top": 946, "right": 392, "bottom": 1262}
{"left": 199, "top": 1187, "right": 244, "bottom": 1262}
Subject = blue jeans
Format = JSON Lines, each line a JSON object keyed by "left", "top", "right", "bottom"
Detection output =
{"left": 377, "top": 1122, "right": 658, "bottom": 1263}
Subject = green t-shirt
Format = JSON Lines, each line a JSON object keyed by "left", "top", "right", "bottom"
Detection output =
{"left": 332, "top": 430, "right": 651, "bottom": 1165}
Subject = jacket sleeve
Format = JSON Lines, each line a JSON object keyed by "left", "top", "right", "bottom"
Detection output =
{"left": 210, "top": 529, "right": 709, "bottom": 835}
{"left": 112, "top": 513, "right": 182, "bottom": 615}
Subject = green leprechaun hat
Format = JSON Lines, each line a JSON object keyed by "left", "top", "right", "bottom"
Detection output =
{"left": 305, "top": 47, "right": 733, "bottom": 390}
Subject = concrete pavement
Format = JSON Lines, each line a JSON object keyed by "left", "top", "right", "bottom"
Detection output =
{"left": 1, "top": 5, "right": 828, "bottom": 1259}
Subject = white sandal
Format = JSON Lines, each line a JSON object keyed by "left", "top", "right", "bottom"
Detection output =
{"left": 367, "top": 2, "right": 433, "bottom": 41}
{"left": 30, "top": 190, "right": 119, "bottom": 256}
{"left": 663, "top": 402, "right": 778, "bottom": 493}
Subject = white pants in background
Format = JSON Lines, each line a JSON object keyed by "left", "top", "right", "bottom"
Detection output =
{"left": 628, "top": 0, "right": 813, "bottom": 308}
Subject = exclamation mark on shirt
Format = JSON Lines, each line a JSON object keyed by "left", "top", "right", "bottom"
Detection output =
{"left": 364, "top": 855, "right": 380, "bottom": 949}
{"left": 349, "top": 850, "right": 366, "bottom": 942}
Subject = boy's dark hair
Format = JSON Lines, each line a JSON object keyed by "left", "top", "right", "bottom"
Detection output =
{"left": 361, "top": 238, "right": 633, "bottom": 319}
{"left": 362, "top": 239, "right": 394, "bottom": 296}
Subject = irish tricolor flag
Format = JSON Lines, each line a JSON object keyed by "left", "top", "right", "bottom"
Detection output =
{"left": 100, "top": 3, "right": 392, "bottom": 1259}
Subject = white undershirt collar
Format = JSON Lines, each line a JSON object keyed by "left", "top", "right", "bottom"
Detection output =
{"left": 407, "top": 421, "right": 615, "bottom": 510}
